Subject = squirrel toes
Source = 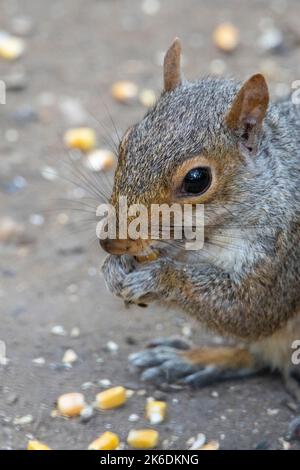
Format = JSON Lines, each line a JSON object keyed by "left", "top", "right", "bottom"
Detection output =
{"left": 101, "top": 38, "right": 300, "bottom": 400}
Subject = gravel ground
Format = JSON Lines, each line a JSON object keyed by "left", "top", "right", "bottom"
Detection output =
{"left": 1, "top": 0, "right": 300, "bottom": 450}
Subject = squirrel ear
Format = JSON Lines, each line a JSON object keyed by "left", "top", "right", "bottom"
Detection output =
{"left": 225, "top": 74, "right": 269, "bottom": 154}
{"left": 163, "top": 38, "right": 182, "bottom": 92}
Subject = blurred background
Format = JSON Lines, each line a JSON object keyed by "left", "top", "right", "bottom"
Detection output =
{"left": 1, "top": 0, "right": 300, "bottom": 450}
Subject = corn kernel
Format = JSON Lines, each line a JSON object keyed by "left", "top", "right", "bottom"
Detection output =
{"left": 27, "top": 440, "right": 51, "bottom": 450}
{"left": 146, "top": 400, "right": 167, "bottom": 424}
{"left": 200, "top": 440, "right": 220, "bottom": 450}
{"left": 111, "top": 81, "right": 138, "bottom": 103}
{"left": 212, "top": 23, "right": 239, "bottom": 53}
{"left": 84, "top": 149, "right": 115, "bottom": 172}
{"left": 57, "top": 392, "right": 86, "bottom": 417}
{"left": 88, "top": 431, "right": 119, "bottom": 450}
{"left": 0, "top": 36, "right": 25, "bottom": 60}
{"left": 64, "top": 127, "right": 96, "bottom": 152}
{"left": 96, "top": 386, "right": 127, "bottom": 410}
{"left": 127, "top": 429, "right": 159, "bottom": 449}
{"left": 139, "top": 89, "right": 156, "bottom": 108}
{"left": 135, "top": 251, "right": 158, "bottom": 263}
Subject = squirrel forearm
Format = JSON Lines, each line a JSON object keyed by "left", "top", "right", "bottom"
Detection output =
{"left": 160, "top": 261, "right": 296, "bottom": 341}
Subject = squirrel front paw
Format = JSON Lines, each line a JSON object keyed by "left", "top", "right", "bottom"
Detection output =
{"left": 120, "top": 260, "right": 165, "bottom": 304}
{"left": 101, "top": 254, "right": 137, "bottom": 297}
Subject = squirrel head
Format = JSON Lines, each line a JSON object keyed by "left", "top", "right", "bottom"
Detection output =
{"left": 101, "top": 39, "right": 270, "bottom": 256}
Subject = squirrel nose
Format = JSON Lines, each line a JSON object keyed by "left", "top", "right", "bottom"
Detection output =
{"left": 99, "top": 238, "right": 133, "bottom": 255}
{"left": 100, "top": 238, "right": 122, "bottom": 255}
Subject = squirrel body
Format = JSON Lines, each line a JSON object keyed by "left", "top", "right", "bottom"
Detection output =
{"left": 101, "top": 39, "right": 300, "bottom": 397}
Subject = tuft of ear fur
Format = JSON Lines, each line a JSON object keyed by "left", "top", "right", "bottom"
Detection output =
{"left": 225, "top": 74, "right": 269, "bottom": 154}
{"left": 163, "top": 38, "right": 182, "bottom": 92}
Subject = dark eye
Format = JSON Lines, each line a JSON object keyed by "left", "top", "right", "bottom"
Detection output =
{"left": 182, "top": 167, "right": 212, "bottom": 195}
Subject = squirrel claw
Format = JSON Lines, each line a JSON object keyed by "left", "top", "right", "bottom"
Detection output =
{"left": 129, "top": 339, "right": 261, "bottom": 388}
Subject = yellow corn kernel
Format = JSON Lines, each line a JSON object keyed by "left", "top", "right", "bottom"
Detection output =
{"left": 57, "top": 392, "right": 86, "bottom": 417}
{"left": 64, "top": 127, "right": 96, "bottom": 152}
{"left": 88, "top": 431, "right": 119, "bottom": 450}
{"left": 200, "top": 440, "right": 220, "bottom": 450}
{"left": 96, "top": 386, "right": 127, "bottom": 410}
{"left": 111, "top": 81, "right": 138, "bottom": 103}
{"left": 127, "top": 429, "right": 159, "bottom": 449}
{"left": 146, "top": 400, "right": 167, "bottom": 424}
{"left": 0, "top": 36, "right": 25, "bottom": 60}
{"left": 27, "top": 440, "right": 51, "bottom": 450}
{"left": 135, "top": 251, "right": 158, "bottom": 263}
{"left": 212, "top": 23, "right": 239, "bottom": 53}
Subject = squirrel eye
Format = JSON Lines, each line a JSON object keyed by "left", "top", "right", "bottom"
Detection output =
{"left": 182, "top": 167, "right": 212, "bottom": 195}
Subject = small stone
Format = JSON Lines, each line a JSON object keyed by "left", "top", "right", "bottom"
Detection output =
{"left": 12, "top": 105, "right": 38, "bottom": 125}
{"left": 10, "top": 16, "right": 34, "bottom": 36}
{"left": 70, "top": 327, "right": 80, "bottom": 338}
{"left": 106, "top": 341, "right": 119, "bottom": 353}
{"left": 279, "top": 437, "right": 291, "bottom": 450}
{"left": 51, "top": 325, "right": 67, "bottom": 336}
{"left": 4, "top": 175, "right": 27, "bottom": 194}
{"left": 62, "top": 349, "right": 78, "bottom": 365}
{"left": 13, "top": 415, "right": 33, "bottom": 426}
{"left": 41, "top": 166, "right": 58, "bottom": 181}
{"left": 182, "top": 324, "right": 192, "bottom": 338}
{"left": 32, "top": 357, "right": 45, "bottom": 366}
{"left": 141, "top": 0, "right": 160, "bottom": 16}
{"left": 81, "top": 382, "right": 94, "bottom": 390}
{"left": 128, "top": 413, "right": 140, "bottom": 422}
{"left": 6, "top": 393, "right": 18, "bottom": 405}
{"left": 29, "top": 214, "right": 44, "bottom": 226}
{"left": 211, "top": 390, "right": 219, "bottom": 398}
{"left": 59, "top": 97, "right": 89, "bottom": 126}
{"left": 258, "top": 27, "right": 284, "bottom": 52}
{"left": 98, "top": 379, "right": 112, "bottom": 388}
{"left": 80, "top": 405, "right": 94, "bottom": 423}
{"left": 267, "top": 408, "right": 279, "bottom": 416}
{"left": 4, "top": 70, "right": 27, "bottom": 91}
{"left": 5, "top": 129, "right": 19, "bottom": 143}
{"left": 188, "top": 433, "right": 206, "bottom": 450}
{"left": 56, "top": 213, "right": 69, "bottom": 225}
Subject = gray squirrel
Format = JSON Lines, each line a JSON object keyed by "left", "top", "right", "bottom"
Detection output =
{"left": 101, "top": 38, "right": 300, "bottom": 400}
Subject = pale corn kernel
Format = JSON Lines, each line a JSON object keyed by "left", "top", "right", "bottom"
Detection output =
{"left": 57, "top": 392, "right": 86, "bottom": 417}
{"left": 111, "top": 81, "right": 138, "bottom": 103}
{"left": 212, "top": 23, "right": 239, "bottom": 53}
{"left": 127, "top": 429, "right": 159, "bottom": 449}
{"left": 27, "top": 440, "right": 51, "bottom": 450}
{"left": 200, "top": 440, "right": 220, "bottom": 450}
{"left": 64, "top": 127, "right": 96, "bottom": 152}
{"left": 139, "top": 89, "right": 156, "bottom": 108}
{"left": 88, "top": 431, "right": 119, "bottom": 450}
{"left": 146, "top": 400, "right": 167, "bottom": 424}
{"left": 96, "top": 386, "right": 127, "bottom": 410}
{"left": 0, "top": 36, "right": 25, "bottom": 60}
{"left": 135, "top": 251, "right": 158, "bottom": 263}
{"left": 84, "top": 149, "right": 115, "bottom": 172}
